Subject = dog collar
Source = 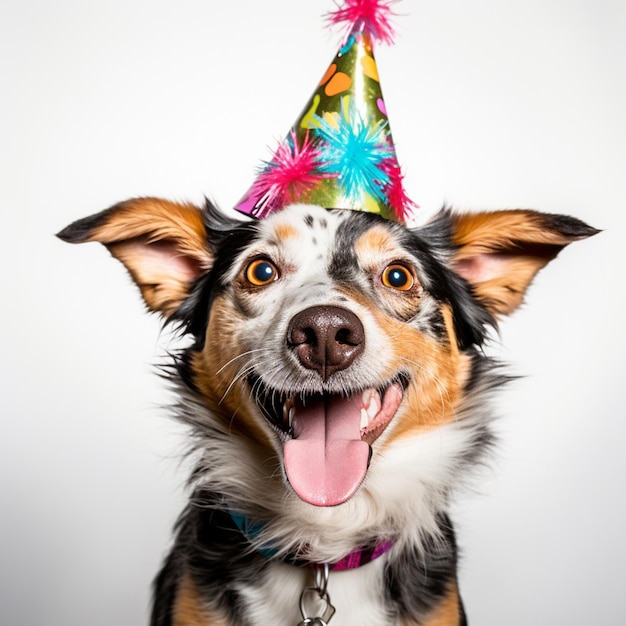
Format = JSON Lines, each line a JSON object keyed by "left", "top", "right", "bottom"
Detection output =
{"left": 229, "top": 511, "right": 394, "bottom": 571}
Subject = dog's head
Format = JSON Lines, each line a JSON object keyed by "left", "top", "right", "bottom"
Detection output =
{"left": 58, "top": 200, "right": 595, "bottom": 523}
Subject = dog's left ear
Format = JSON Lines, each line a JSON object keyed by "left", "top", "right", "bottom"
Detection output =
{"left": 58, "top": 197, "right": 214, "bottom": 318}
{"left": 450, "top": 209, "right": 598, "bottom": 317}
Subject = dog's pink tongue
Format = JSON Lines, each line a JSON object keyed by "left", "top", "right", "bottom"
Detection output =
{"left": 284, "top": 395, "right": 370, "bottom": 507}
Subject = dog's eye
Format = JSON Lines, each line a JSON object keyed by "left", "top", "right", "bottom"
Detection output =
{"left": 245, "top": 259, "right": 279, "bottom": 286}
{"left": 381, "top": 264, "right": 414, "bottom": 291}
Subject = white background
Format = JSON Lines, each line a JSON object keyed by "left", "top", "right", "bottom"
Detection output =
{"left": 1, "top": 1, "right": 624, "bottom": 624}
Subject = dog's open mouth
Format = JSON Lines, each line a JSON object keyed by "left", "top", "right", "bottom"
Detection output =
{"left": 251, "top": 377, "right": 405, "bottom": 506}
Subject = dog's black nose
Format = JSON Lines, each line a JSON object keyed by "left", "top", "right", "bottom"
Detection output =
{"left": 287, "top": 305, "right": 365, "bottom": 381}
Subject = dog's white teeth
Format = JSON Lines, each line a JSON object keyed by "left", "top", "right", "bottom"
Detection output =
{"left": 362, "top": 388, "right": 374, "bottom": 405}
{"left": 360, "top": 408, "right": 369, "bottom": 430}
{"left": 362, "top": 389, "right": 381, "bottom": 420}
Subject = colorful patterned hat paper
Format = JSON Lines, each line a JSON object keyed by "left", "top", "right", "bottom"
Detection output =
{"left": 235, "top": 0, "right": 417, "bottom": 222}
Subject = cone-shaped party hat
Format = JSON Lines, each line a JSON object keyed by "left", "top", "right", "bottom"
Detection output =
{"left": 235, "top": 0, "right": 417, "bottom": 222}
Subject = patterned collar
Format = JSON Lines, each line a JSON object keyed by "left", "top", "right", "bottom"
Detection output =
{"left": 229, "top": 511, "right": 394, "bottom": 571}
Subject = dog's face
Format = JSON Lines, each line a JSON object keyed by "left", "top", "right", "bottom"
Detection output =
{"left": 58, "top": 199, "right": 595, "bottom": 547}
{"left": 187, "top": 204, "right": 487, "bottom": 507}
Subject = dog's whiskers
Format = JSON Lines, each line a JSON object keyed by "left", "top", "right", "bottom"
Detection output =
{"left": 218, "top": 362, "right": 256, "bottom": 406}
{"left": 216, "top": 348, "right": 265, "bottom": 376}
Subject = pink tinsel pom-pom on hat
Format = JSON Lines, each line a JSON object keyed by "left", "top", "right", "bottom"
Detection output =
{"left": 234, "top": 0, "right": 417, "bottom": 223}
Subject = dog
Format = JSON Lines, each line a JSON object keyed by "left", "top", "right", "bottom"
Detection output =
{"left": 58, "top": 198, "right": 596, "bottom": 625}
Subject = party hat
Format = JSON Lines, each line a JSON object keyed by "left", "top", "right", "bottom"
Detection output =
{"left": 235, "top": 0, "right": 417, "bottom": 222}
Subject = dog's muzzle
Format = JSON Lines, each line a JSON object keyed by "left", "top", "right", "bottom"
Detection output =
{"left": 257, "top": 305, "right": 403, "bottom": 507}
{"left": 247, "top": 305, "right": 405, "bottom": 507}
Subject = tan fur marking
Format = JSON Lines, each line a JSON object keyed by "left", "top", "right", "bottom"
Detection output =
{"left": 354, "top": 225, "right": 399, "bottom": 264}
{"left": 190, "top": 295, "right": 274, "bottom": 448}
{"left": 173, "top": 573, "right": 227, "bottom": 626}
{"left": 384, "top": 322, "right": 465, "bottom": 442}
{"left": 452, "top": 210, "right": 554, "bottom": 250}
{"left": 273, "top": 222, "right": 299, "bottom": 241}
{"left": 440, "top": 305, "right": 459, "bottom": 360}
{"left": 404, "top": 582, "right": 462, "bottom": 626}
{"left": 384, "top": 306, "right": 466, "bottom": 439}
{"left": 93, "top": 198, "right": 209, "bottom": 265}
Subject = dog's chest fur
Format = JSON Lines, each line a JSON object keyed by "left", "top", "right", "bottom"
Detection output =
{"left": 242, "top": 560, "right": 389, "bottom": 625}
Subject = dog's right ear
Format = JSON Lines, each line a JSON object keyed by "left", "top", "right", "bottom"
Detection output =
{"left": 58, "top": 197, "right": 220, "bottom": 318}
{"left": 449, "top": 209, "right": 598, "bottom": 318}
